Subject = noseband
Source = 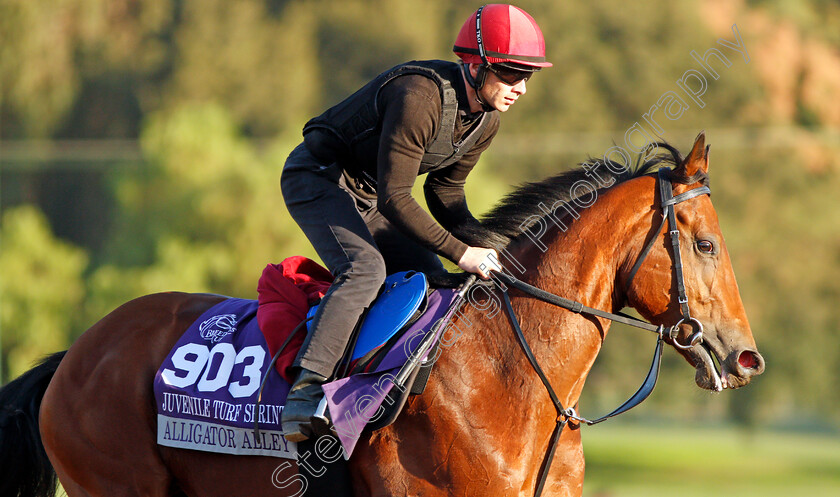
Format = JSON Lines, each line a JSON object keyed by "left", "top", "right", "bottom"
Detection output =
{"left": 492, "top": 167, "right": 710, "bottom": 497}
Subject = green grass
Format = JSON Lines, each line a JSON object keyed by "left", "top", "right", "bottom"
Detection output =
{"left": 582, "top": 423, "right": 840, "bottom": 497}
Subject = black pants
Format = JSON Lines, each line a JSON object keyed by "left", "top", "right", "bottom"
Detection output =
{"left": 280, "top": 144, "right": 444, "bottom": 377}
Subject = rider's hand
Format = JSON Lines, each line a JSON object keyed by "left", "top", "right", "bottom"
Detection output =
{"left": 457, "top": 247, "right": 503, "bottom": 280}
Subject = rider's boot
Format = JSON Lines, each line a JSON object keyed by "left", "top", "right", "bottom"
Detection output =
{"left": 282, "top": 368, "right": 328, "bottom": 442}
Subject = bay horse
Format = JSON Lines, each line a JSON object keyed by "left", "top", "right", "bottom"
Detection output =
{"left": 0, "top": 133, "right": 764, "bottom": 497}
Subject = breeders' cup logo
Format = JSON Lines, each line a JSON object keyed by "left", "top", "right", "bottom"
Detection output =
{"left": 198, "top": 314, "right": 238, "bottom": 343}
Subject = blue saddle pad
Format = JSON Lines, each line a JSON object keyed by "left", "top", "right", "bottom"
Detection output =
{"left": 307, "top": 271, "right": 428, "bottom": 360}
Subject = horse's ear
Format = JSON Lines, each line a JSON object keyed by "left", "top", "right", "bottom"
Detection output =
{"left": 677, "top": 131, "right": 709, "bottom": 176}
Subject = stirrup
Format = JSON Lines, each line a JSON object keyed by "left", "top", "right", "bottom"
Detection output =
{"left": 309, "top": 397, "right": 334, "bottom": 438}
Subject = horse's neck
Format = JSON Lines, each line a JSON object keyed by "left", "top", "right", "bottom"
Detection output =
{"left": 440, "top": 176, "right": 653, "bottom": 430}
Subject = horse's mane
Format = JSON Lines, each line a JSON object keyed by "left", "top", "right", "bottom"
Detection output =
{"left": 456, "top": 141, "right": 706, "bottom": 249}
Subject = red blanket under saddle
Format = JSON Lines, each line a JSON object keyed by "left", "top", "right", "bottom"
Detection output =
{"left": 256, "top": 256, "right": 333, "bottom": 383}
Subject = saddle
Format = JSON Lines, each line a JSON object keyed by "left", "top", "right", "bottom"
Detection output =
{"left": 256, "top": 257, "right": 463, "bottom": 435}
{"left": 306, "top": 270, "right": 430, "bottom": 373}
{"left": 257, "top": 258, "right": 441, "bottom": 386}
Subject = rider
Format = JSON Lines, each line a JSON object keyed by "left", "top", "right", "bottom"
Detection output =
{"left": 279, "top": 4, "right": 552, "bottom": 442}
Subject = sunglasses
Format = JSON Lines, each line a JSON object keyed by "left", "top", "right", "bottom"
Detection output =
{"left": 486, "top": 65, "right": 535, "bottom": 86}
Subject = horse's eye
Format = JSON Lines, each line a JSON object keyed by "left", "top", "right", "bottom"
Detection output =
{"left": 697, "top": 240, "right": 715, "bottom": 254}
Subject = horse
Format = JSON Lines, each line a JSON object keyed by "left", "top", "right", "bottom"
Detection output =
{"left": 0, "top": 132, "right": 764, "bottom": 497}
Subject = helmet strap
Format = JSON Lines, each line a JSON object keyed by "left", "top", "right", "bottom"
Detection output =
{"left": 464, "top": 5, "right": 493, "bottom": 112}
{"left": 460, "top": 62, "right": 494, "bottom": 112}
{"left": 473, "top": 4, "right": 491, "bottom": 93}
{"left": 475, "top": 5, "right": 488, "bottom": 66}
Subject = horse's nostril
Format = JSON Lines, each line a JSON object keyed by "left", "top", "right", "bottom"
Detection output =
{"left": 738, "top": 350, "right": 761, "bottom": 370}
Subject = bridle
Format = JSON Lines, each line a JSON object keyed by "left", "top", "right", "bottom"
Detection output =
{"left": 461, "top": 4, "right": 494, "bottom": 111}
{"left": 492, "top": 167, "right": 711, "bottom": 497}
{"left": 624, "top": 167, "right": 711, "bottom": 349}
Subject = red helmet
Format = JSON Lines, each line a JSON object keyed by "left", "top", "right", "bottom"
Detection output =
{"left": 453, "top": 4, "right": 552, "bottom": 69}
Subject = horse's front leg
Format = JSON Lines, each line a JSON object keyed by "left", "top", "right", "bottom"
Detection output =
{"left": 541, "top": 426, "right": 585, "bottom": 497}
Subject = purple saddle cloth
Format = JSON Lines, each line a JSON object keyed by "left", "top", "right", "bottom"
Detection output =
{"left": 154, "top": 288, "right": 459, "bottom": 458}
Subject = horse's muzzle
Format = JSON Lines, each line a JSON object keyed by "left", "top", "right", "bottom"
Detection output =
{"left": 685, "top": 337, "right": 764, "bottom": 391}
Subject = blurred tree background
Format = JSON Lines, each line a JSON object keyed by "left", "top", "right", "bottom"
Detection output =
{"left": 2, "top": 0, "right": 840, "bottom": 437}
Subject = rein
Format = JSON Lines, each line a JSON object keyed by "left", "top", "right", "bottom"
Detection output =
{"left": 494, "top": 168, "right": 710, "bottom": 497}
